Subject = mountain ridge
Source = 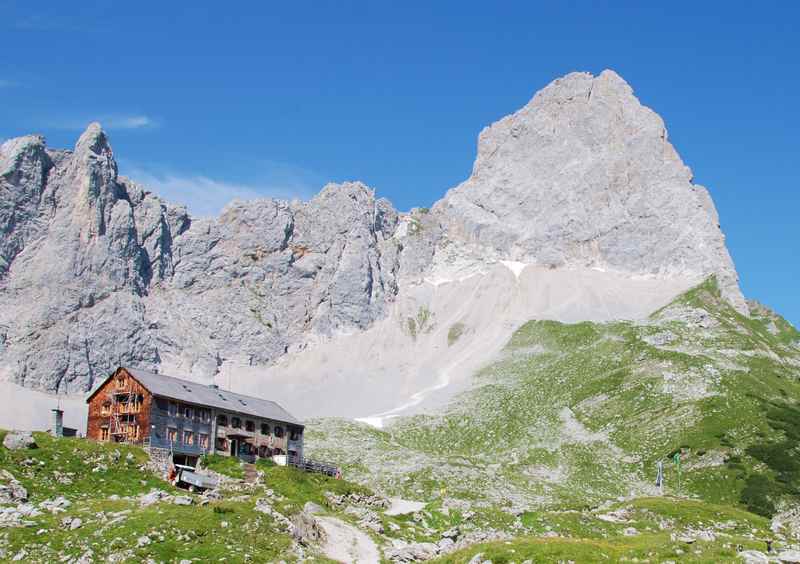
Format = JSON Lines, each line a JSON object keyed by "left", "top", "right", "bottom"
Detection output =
{"left": 0, "top": 70, "right": 751, "bottom": 427}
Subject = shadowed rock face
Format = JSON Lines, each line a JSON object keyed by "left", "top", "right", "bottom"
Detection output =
{"left": 0, "top": 70, "right": 747, "bottom": 395}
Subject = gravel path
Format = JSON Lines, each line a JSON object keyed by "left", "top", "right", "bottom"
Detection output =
{"left": 316, "top": 515, "right": 380, "bottom": 563}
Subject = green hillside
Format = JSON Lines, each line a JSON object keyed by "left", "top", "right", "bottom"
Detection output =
{"left": 307, "top": 277, "right": 800, "bottom": 523}
{"left": 0, "top": 432, "right": 366, "bottom": 563}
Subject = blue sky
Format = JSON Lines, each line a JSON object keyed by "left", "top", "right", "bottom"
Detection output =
{"left": 1, "top": 2, "right": 798, "bottom": 325}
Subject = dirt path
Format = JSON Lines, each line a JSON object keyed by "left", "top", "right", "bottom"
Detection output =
{"left": 316, "top": 515, "right": 380, "bottom": 563}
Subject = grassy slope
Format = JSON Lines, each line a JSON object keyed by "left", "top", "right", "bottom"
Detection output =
{"left": 306, "top": 278, "right": 800, "bottom": 553}
{"left": 434, "top": 497, "right": 772, "bottom": 563}
{"left": 0, "top": 432, "right": 368, "bottom": 563}
{"left": 5, "top": 278, "right": 798, "bottom": 562}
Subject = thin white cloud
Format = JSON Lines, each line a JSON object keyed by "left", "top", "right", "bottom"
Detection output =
{"left": 103, "top": 115, "right": 157, "bottom": 130}
{"left": 121, "top": 163, "right": 318, "bottom": 218}
{"left": 44, "top": 114, "right": 159, "bottom": 131}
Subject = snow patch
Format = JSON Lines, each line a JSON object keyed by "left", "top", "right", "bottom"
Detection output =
{"left": 500, "top": 260, "right": 528, "bottom": 279}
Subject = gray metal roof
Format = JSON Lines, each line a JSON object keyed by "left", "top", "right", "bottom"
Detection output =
{"left": 113, "top": 367, "right": 302, "bottom": 426}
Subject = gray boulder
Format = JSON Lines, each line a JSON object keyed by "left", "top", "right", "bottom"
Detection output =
{"left": 290, "top": 511, "right": 325, "bottom": 545}
{"left": 739, "top": 550, "right": 769, "bottom": 564}
{"left": 303, "top": 501, "right": 324, "bottom": 514}
{"left": 2, "top": 432, "right": 36, "bottom": 450}
{"left": 779, "top": 550, "right": 800, "bottom": 563}
{"left": 386, "top": 542, "right": 439, "bottom": 562}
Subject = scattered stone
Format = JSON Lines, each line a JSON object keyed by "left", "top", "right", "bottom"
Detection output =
{"left": 40, "top": 496, "right": 71, "bottom": 513}
{"left": 290, "top": 511, "right": 326, "bottom": 545}
{"left": 72, "top": 550, "right": 95, "bottom": 564}
{"left": 645, "top": 330, "right": 677, "bottom": 347}
{"left": 0, "top": 471, "right": 28, "bottom": 504}
{"left": 441, "top": 527, "right": 460, "bottom": 540}
{"left": 623, "top": 527, "right": 639, "bottom": 536}
{"left": 779, "top": 549, "right": 800, "bottom": 563}
{"left": 139, "top": 489, "right": 171, "bottom": 507}
{"left": 137, "top": 535, "right": 151, "bottom": 547}
{"left": 597, "top": 508, "right": 631, "bottom": 523}
{"left": 303, "top": 501, "right": 324, "bottom": 514}
{"left": 739, "top": 550, "right": 769, "bottom": 563}
{"left": 202, "top": 489, "right": 223, "bottom": 501}
{"left": 172, "top": 496, "right": 193, "bottom": 506}
{"left": 437, "top": 537, "right": 455, "bottom": 553}
{"left": 254, "top": 498, "right": 292, "bottom": 531}
{"left": 3, "top": 432, "right": 36, "bottom": 451}
{"left": 386, "top": 541, "right": 439, "bottom": 562}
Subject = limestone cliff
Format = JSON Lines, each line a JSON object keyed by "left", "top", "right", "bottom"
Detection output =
{"left": 433, "top": 70, "right": 745, "bottom": 312}
{"left": 0, "top": 70, "right": 747, "bottom": 398}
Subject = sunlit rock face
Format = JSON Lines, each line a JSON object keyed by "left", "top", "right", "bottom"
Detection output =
{"left": 0, "top": 70, "right": 746, "bottom": 403}
{"left": 434, "top": 70, "right": 745, "bottom": 313}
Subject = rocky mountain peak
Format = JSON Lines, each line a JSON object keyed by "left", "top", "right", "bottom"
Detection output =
{"left": 75, "top": 122, "right": 111, "bottom": 158}
{"left": 435, "top": 69, "right": 746, "bottom": 313}
{"left": 0, "top": 70, "right": 750, "bottom": 402}
{"left": 0, "top": 135, "right": 48, "bottom": 179}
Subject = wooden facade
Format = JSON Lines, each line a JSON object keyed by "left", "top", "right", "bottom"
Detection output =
{"left": 86, "top": 367, "right": 304, "bottom": 462}
{"left": 87, "top": 368, "right": 153, "bottom": 446}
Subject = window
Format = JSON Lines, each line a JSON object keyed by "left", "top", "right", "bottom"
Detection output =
{"left": 101, "top": 402, "right": 111, "bottom": 415}
{"left": 100, "top": 426, "right": 109, "bottom": 441}
{"left": 290, "top": 428, "right": 302, "bottom": 441}
{"left": 199, "top": 434, "right": 209, "bottom": 449}
{"left": 231, "top": 417, "right": 241, "bottom": 429}
{"left": 132, "top": 394, "right": 144, "bottom": 413}
{"left": 274, "top": 426, "right": 284, "bottom": 438}
{"left": 168, "top": 402, "right": 178, "bottom": 416}
{"left": 167, "top": 427, "right": 177, "bottom": 443}
{"left": 183, "top": 431, "right": 194, "bottom": 446}
{"left": 245, "top": 420, "right": 255, "bottom": 432}
{"left": 183, "top": 406, "right": 193, "bottom": 419}
{"left": 116, "top": 375, "right": 127, "bottom": 388}
{"left": 260, "top": 423, "right": 270, "bottom": 435}
{"left": 217, "top": 414, "right": 228, "bottom": 427}
{"left": 200, "top": 409, "right": 211, "bottom": 423}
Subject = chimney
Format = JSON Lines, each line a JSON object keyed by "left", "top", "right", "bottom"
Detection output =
{"left": 51, "top": 409, "right": 64, "bottom": 438}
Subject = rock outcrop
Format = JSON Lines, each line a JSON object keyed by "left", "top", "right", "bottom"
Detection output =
{"left": 0, "top": 70, "right": 747, "bottom": 399}
{"left": 434, "top": 70, "right": 746, "bottom": 312}
{"left": 0, "top": 123, "right": 400, "bottom": 393}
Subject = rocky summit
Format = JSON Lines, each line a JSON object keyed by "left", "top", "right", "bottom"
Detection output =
{"left": 0, "top": 70, "right": 746, "bottom": 418}
{"left": 435, "top": 71, "right": 745, "bottom": 313}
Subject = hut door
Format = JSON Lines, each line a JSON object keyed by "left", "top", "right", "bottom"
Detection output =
{"left": 230, "top": 439, "right": 238, "bottom": 456}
